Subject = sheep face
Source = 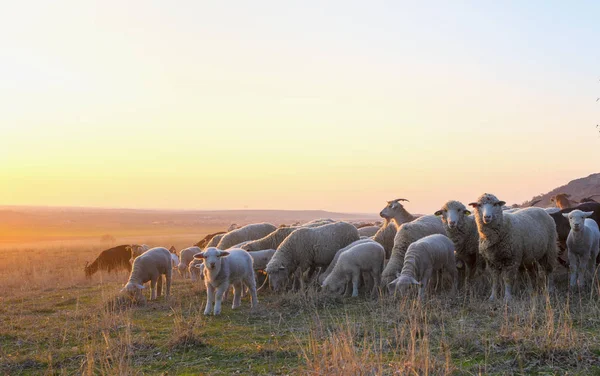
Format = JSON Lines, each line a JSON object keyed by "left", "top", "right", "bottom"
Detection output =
{"left": 267, "top": 267, "right": 289, "bottom": 292}
{"left": 435, "top": 201, "right": 471, "bottom": 229}
{"left": 193, "top": 247, "right": 229, "bottom": 277}
{"left": 380, "top": 199, "right": 406, "bottom": 219}
{"left": 387, "top": 275, "right": 420, "bottom": 295}
{"left": 563, "top": 210, "right": 594, "bottom": 232}
{"left": 322, "top": 277, "right": 347, "bottom": 295}
{"left": 121, "top": 282, "right": 146, "bottom": 304}
{"left": 468, "top": 193, "right": 505, "bottom": 225}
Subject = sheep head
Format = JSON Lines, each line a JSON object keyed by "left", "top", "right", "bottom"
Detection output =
{"left": 387, "top": 275, "right": 420, "bottom": 295}
{"left": 193, "top": 247, "right": 229, "bottom": 277}
{"left": 562, "top": 210, "right": 594, "bottom": 232}
{"left": 468, "top": 193, "right": 506, "bottom": 225}
{"left": 379, "top": 198, "right": 409, "bottom": 219}
{"left": 121, "top": 282, "right": 146, "bottom": 304}
{"left": 434, "top": 200, "right": 471, "bottom": 229}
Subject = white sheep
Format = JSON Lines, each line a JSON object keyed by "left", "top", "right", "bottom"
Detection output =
{"left": 217, "top": 223, "right": 277, "bottom": 250}
{"left": 121, "top": 247, "right": 172, "bottom": 302}
{"left": 318, "top": 238, "right": 375, "bottom": 284}
{"left": 189, "top": 258, "right": 204, "bottom": 282}
{"left": 358, "top": 226, "right": 380, "bottom": 237}
{"left": 206, "top": 233, "right": 226, "bottom": 248}
{"left": 371, "top": 221, "right": 397, "bottom": 258}
{"left": 178, "top": 246, "right": 200, "bottom": 278}
{"left": 380, "top": 215, "right": 446, "bottom": 286}
{"left": 563, "top": 210, "right": 600, "bottom": 287}
{"left": 249, "top": 249, "right": 277, "bottom": 271}
{"left": 242, "top": 227, "right": 298, "bottom": 252}
{"left": 387, "top": 234, "right": 457, "bottom": 300}
{"left": 128, "top": 244, "right": 150, "bottom": 260}
{"left": 194, "top": 247, "right": 258, "bottom": 315}
{"left": 434, "top": 200, "right": 482, "bottom": 282}
{"left": 266, "top": 221, "right": 360, "bottom": 291}
{"left": 469, "top": 193, "right": 558, "bottom": 302}
{"left": 321, "top": 241, "right": 385, "bottom": 297}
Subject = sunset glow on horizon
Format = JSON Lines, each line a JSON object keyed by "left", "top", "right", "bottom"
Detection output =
{"left": 1, "top": 1, "right": 599, "bottom": 215}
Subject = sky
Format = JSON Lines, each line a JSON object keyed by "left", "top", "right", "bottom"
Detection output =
{"left": 1, "top": 1, "right": 599, "bottom": 215}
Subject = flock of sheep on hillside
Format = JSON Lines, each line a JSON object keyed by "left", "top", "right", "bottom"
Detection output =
{"left": 84, "top": 193, "right": 600, "bottom": 314}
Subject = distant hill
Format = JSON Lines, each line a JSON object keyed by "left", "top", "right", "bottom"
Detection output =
{"left": 522, "top": 173, "right": 600, "bottom": 207}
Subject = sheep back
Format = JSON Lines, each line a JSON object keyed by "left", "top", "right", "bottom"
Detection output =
{"left": 217, "top": 223, "right": 277, "bottom": 250}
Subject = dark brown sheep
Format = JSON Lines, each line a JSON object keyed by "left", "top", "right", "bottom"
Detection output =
{"left": 84, "top": 245, "right": 133, "bottom": 278}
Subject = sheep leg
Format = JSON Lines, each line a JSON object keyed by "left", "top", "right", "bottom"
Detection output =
{"left": 371, "top": 271, "right": 381, "bottom": 297}
{"left": 351, "top": 271, "right": 360, "bottom": 298}
{"left": 204, "top": 285, "right": 215, "bottom": 315}
{"left": 568, "top": 251, "right": 578, "bottom": 288}
{"left": 489, "top": 269, "right": 500, "bottom": 302}
{"left": 448, "top": 265, "right": 458, "bottom": 295}
{"left": 150, "top": 277, "right": 158, "bottom": 300}
{"left": 157, "top": 275, "right": 163, "bottom": 297}
{"left": 243, "top": 274, "right": 258, "bottom": 309}
{"left": 165, "top": 269, "right": 172, "bottom": 299}
{"left": 418, "top": 269, "right": 432, "bottom": 301}
{"left": 232, "top": 281, "right": 243, "bottom": 309}
{"left": 578, "top": 252, "right": 589, "bottom": 287}
{"left": 502, "top": 268, "right": 515, "bottom": 303}
{"left": 214, "top": 283, "right": 229, "bottom": 315}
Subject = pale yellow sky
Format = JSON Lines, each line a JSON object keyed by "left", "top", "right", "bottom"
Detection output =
{"left": 1, "top": 1, "right": 598, "bottom": 214}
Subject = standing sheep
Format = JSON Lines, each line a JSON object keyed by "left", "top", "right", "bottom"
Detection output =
{"left": 380, "top": 215, "right": 445, "bottom": 286}
{"left": 217, "top": 223, "right": 277, "bottom": 250}
{"left": 194, "top": 247, "right": 258, "bottom": 315}
{"left": 434, "top": 200, "right": 482, "bottom": 283}
{"left": 371, "top": 221, "right": 397, "bottom": 258}
{"left": 84, "top": 245, "right": 132, "bottom": 278}
{"left": 321, "top": 241, "right": 385, "bottom": 297}
{"left": 266, "top": 222, "right": 360, "bottom": 292}
{"left": 178, "top": 246, "right": 200, "bottom": 278}
{"left": 318, "top": 238, "right": 375, "bottom": 284}
{"left": 189, "top": 258, "right": 204, "bottom": 282}
{"left": 563, "top": 210, "right": 600, "bottom": 287}
{"left": 469, "top": 193, "right": 558, "bottom": 302}
{"left": 121, "top": 247, "right": 172, "bottom": 303}
{"left": 387, "top": 234, "right": 457, "bottom": 300}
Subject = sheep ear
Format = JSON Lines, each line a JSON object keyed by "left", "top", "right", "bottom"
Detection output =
{"left": 468, "top": 202, "right": 479, "bottom": 208}
{"left": 434, "top": 210, "right": 443, "bottom": 216}
{"left": 409, "top": 277, "right": 421, "bottom": 285}
{"left": 193, "top": 253, "right": 206, "bottom": 259}
{"left": 464, "top": 210, "right": 471, "bottom": 216}
{"left": 562, "top": 213, "right": 569, "bottom": 218}
{"left": 218, "top": 251, "right": 230, "bottom": 257}
{"left": 278, "top": 266, "right": 286, "bottom": 271}
{"left": 584, "top": 211, "right": 594, "bottom": 217}
{"left": 497, "top": 201, "right": 506, "bottom": 206}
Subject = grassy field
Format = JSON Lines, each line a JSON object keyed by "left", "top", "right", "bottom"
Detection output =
{"left": 2, "top": 235, "right": 600, "bottom": 375}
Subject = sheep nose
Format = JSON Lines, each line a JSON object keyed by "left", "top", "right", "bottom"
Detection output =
{"left": 483, "top": 215, "right": 492, "bottom": 223}
{"left": 448, "top": 220, "right": 456, "bottom": 227}
{"left": 210, "top": 263, "right": 215, "bottom": 268}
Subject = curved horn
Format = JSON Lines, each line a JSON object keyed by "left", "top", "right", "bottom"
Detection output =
{"left": 392, "top": 198, "right": 410, "bottom": 202}
{"left": 529, "top": 199, "right": 541, "bottom": 207}
{"left": 257, "top": 272, "right": 269, "bottom": 292}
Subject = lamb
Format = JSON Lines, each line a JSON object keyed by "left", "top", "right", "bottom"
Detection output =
{"left": 317, "top": 238, "right": 375, "bottom": 284}
{"left": 84, "top": 245, "right": 133, "bottom": 278}
{"left": 193, "top": 247, "right": 258, "bottom": 315}
{"left": 178, "top": 246, "right": 200, "bottom": 278}
{"left": 322, "top": 241, "right": 385, "bottom": 297}
{"left": 548, "top": 202, "right": 600, "bottom": 265}
{"left": 121, "top": 247, "right": 172, "bottom": 302}
{"left": 563, "top": 210, "right": 600, "bottom": 287}
{"left": 358, "top": 226, "right": 380, "bottom": 237}
{"left": 469, "top": 193, "right": 558, "bottom": 302}
{"left": 266, "top": 221, "right": 360, "bottom": 291}
{"left": 189, "top": 258, "right": 204, "bottom": 282}
{"left": 194, "top": 231, "right": 227, "bottom": 249}
{"left": 380, "top": 215, "right": 445, "bottom": 286}
{"left": 387, "top": 234, "right": 457, "bottom": 300}
{"left": 434, "top": 200, "right": 482, "bottom": 282}
{"left": 216, "top": 223, "right": 277, "bottom": 250}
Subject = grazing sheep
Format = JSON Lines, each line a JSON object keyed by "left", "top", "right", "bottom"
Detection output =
{"left": 121, "top": 247, "right": 172, "bottom": 302}
{"left": 85, "top": 245, "right": 132, "bottom": 278}
{"left": 563, "top": 210, "right": 600, "bottom": 287}
{"left": 241, "top": 227, "right": 298, "bottom": 252}
{"left": 129, "top": 244, "right": 150, "bottom": 259}
{"left": 217, "top": 223, "right": 277, "bottom": 250}
{"left": 194, "top": 247, "right": 257, "bottom": 315}
{"left": 380, "top": 215, "right": 445, "bottom": 286}
{"left": 189, "top": 258, "right": 204, "bottom": 282}
{"left": 434, "top": 200, "right": 482, "bottom": 283}
{"left": 266, "top": 222, "right": 360, "bottom": 292}
{"left": 318, "top": 238, "right": 375, "bottom": 284}
{"left": 194, "top": 231, "right": 226, "bottom": 249}
{"left": 469, "top": 193, "right": 558, "bottom": 302}
{"left": 206, "top": 233, "right": 226, "bottom": 248}
{"left": 371, "top": 221, "right": 397, "bottom": 258}
{"left": 249, "top": 249, "right": 277, "bottom": 271}
{"left": 178, "top": 246, "right": 200, "bottom": 278}
{"left": 551, "top": 193, "right": 578, "bottom": 210}
{"left": 322, "top": 241, "right": 385, "bottom": 297}
{"left": 387, "top": 234, "right": 457, "bottom": 300}
{"left": 358, "top": 226, "right": 380, "bottom": 237}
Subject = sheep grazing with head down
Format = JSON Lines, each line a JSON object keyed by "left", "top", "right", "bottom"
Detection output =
{"left": 380, "top": 202, "right": 445, "bottom": 286}
{"left": 563, "top": 210, "right": 600, "bottom": 287}
{"left": 216, "top": 223, "right": 278, "bottom": 250}
{"left": 121, "top": 247, "right": 172, "bottom": 303}
{"left": 322, "top": 241, "right": 385, "bottom": 297}
{"left": 266, "top": 221, "right": 360, "bottom": 292}
{"left": 469, "top": 193, "right": 558, "bottom": 302}
{"left": 387, "top": 234, "right": 457, "bottom": 300}
{"left": 128, "top": 244, "right": 150, "bottom": 260}
{"left": 434, "top": 200, "right": 482, "bottom": 283}
{"left": 317, "top": 238, "right": 375, "bottom": 285}
{"left": 194, "top": 247, "right": 257, "bottom": 315}
{"left": 85, "top": 245, "right": 133, "bottom": 278}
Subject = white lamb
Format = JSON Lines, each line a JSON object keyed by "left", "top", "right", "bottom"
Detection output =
{"left": 189, "top": 258, "right": 204, "bottom": 282}
{"left": 321, "top": 241, "right": 385, "bottom": 297}
{"left": 194, "top": 247, "right": 258, "bottom": 315}
{"left": 217, "top": 223, "right": 278, "bottom": 250}
{"left": 121, "top": 247, "right": 172, "bottom": 302}
{"left": 387, "top": 234, "right": 457, "bottom": 300}
{"left": 266, "top": 221, "right": 360, "bottom": 291}
{"left": 317, "top": 238, "right": 375, "bottom": 284}
{"left": 563, "top": 210, "right": 600, "bottom": 287}
{"left": 178, "top": 246, "right": 200, "bottom": 278}
{"left": 469, "top": 193, "right": 558, "bottom": 302}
